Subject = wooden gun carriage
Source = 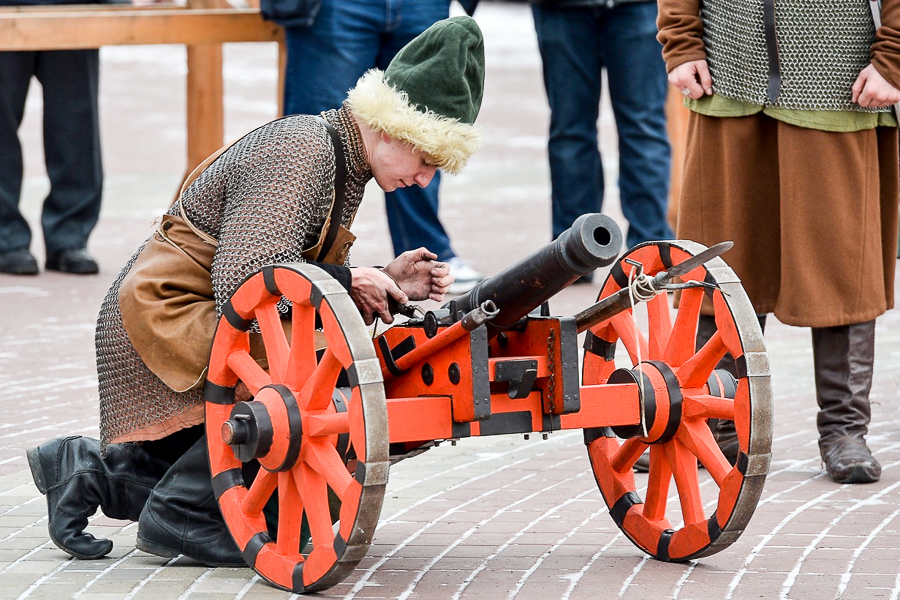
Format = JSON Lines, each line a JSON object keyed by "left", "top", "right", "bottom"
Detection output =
{"left": 202, "top": 214, "right": 773, "bottom": 593}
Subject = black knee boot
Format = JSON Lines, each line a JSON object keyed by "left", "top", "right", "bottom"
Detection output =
{"left": 136, "top": 434, "right": 245, "bottom": 567}
{"left": 812, "top": 321, "right": 881, "bottom": 484}
{"left": 27, "top": 435, "right": 169, "bottom": 559}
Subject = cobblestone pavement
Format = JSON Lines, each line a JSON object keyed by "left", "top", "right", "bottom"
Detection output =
{"left": 2, "top": 3, "right": 900, "bottom": 599}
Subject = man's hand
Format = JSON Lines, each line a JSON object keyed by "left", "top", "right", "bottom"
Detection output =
{"left": 852, "top": 64, "right": 900, "bottom": 108}
{"left": 383, "top": 248, "right": 453, "bottom": 302}
{"left": 669, "top": 59, "right": 714, "bottom": 100}
{"left": 349, "top": 267, "right": 407, "bottom": 325}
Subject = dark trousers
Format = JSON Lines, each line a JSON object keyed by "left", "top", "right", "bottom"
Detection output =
{"left": 0, "top": 50, "right": 103, "bottom": 255}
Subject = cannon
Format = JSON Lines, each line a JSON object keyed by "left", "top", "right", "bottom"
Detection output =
{"left": 203, "top": 214, "right": 772, "bottom": 593}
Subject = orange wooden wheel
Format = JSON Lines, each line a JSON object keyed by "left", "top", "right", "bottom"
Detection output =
{"left": 583, "top": 241, "right": 771, "bottom": 561}
{"left": 205, "top": 263, "right": 388, "bottom": 593}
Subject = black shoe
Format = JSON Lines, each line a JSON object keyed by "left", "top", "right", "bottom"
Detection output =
{"left": 28, "top": 436, "right": 169, "bottom": 559}
{"left": 820, "top": 435, "right": 881, "bottom": 484}
{"left": 45, "top": 248, "right": 99, "bottom": 274}
{"left": 0, "top": 249, "right": 39, "bottom": 275}
{"left": 136, "top": 435, "right": 246, "bottom": 567}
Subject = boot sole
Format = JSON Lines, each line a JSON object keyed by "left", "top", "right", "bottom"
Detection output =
{"left": 136, "top": 535, "right": 246, "bottom": 567}
{"left": 831, "top": 464, "right": 881, "bottom": 484}
{"left": 26, "top": 446, "right": 49, "bottom": 494}
{"left": 136, "top": 535, "right": 180, "bottom": 559}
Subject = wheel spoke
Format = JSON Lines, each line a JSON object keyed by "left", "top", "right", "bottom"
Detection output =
{"left": 646, "top": 293, "right": 672, "bottom": 361}
{"left": 642, "top": 445, "right": 673, "bottom": 522}
{"left": 664, "top": 286, "right": 704, "bottom": 366}
{"left": 286, "top": 301, "right": 318, "bottom": 390}
{"left": 677, "top": 420, "right": 731, "bottom": 486}
{"left": 676, "top": 331, "right": 728, "bottom": 389}
{"left": 611, "top": 437, "right": 646, "bottom": 473}
{"left": 682, "top": 393, "right": 735, "bottom": 421}
{"left": 610, "top": 312, "right": 649, "bottom": 366}
{"left": 242, "top": 469, "right": 278, "bottom": 516}
{"left": 256, "top": 300, "right": 290, "bottom": 383}
{"left": 667, "top": 438, "right": 705, "bottom": 526}
{"left": 276, "top": 471, "right": 305, "bottom": 558}
{"left": 226, "top": 350, "right": 272, "bottom": 395}
{"left": 299, "top": 346, "right": 342, "bottom": 411}
{"left": 305, "top": 440, "right": 354, "bottom": 498}
{"left": 295, "top": 464, "right": 334, "bottom": 549}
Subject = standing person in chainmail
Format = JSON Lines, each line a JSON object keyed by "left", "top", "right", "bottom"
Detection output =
{"left": 658, "top": 1, "right": 900, "bottom": 483}
{"left": 26, "top": 16, "right": 484, "bottom": 565}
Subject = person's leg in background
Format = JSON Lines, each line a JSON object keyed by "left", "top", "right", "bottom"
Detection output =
{"left": 601, "top": 1, "right": 673, "bottom": 248}
{"left": 37, "top": 49, "right": 102, "bottom": 274}
{"left": 532, "top": 4, "right": 604, "bottom": 282}
{"left": 0, "top": 51, "right": 40, "bottom": 274}
{"left": 377, "top": 0, "right": 481, "bottom": 293}
{"left": 283, "top": 0, "right": 384, "bottom": 116}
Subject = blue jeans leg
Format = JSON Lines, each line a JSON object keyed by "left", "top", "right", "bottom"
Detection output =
{"left": 283, "top": 0, "right": 456, "bottom": 259}
{"left": 533, "top": 4, "right": 604, "bottom": 241}
{"left": 601, "top": 3, "right": 672, "bottom": 247}
{"left": 532, "top": 3, "right": 672, "bottom": 247}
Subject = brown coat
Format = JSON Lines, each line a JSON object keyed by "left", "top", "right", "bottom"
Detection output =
{"left": 659, "top": 0, "right": 900, "bottom": 327}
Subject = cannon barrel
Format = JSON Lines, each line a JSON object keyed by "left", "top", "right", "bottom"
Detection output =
{"left": 449, "top": 213, "right": 622, "bottom": 335}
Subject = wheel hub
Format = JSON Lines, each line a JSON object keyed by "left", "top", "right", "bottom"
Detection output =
{"left": 222, "top": 384, "right": 303, "bottom": 472}
{"left": 608, "top": 360, "right": 683, "bottom": 444}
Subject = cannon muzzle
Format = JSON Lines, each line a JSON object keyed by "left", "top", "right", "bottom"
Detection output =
{"left": 449, "top": 213, "right": 622, "bottom": 335}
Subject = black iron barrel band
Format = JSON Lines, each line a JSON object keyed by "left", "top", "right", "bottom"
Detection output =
{"left": 610, "top": 491, "right": 643, "bottom": 527}
{"left": 222, "top": 300, "right": 252, "bottom": 332}
{"left": 657, "top": 528, "right": 675, "bottom": 562}
{"left": 292, "top": 562, "right": 306, "bottom": 593}
{"left": 211, "top": 468, "right": 244, "bottom": 500}
{"left": 583, "top": 427, "right": 616, "bottom": 444}
{"left": 262, "top": 265, "right": 281, "bottom": 298}
{"left": 583, "top": 331, "right": 617, "bottom": 361}
{"left": 354, "top": 461, "right": 367, "bottom": 484}
{"left": 242, "top": 531, "right": 272, "bottom": 568}
{"left": 205, "top": 380, "right": 236, "bottom": 405}
{"left": 645, "top": 360, "right": 683, "bottom": 445}
{"left": 268, "top": 384, "right": 303, "bottom": 472}
{"left": 377, "top": 336, "right": 406, "bottom": 377}
{"left": 708, "top": 512, "right": 722, "bottom": 543}
{"left": 658, "top": 243, "right": 673, "bottom": 269}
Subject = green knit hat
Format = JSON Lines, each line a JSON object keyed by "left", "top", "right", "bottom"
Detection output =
{"left": 346, "top": 16, "right": 485, "bottom": 175}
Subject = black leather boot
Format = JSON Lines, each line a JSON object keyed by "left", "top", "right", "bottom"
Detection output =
{"left": 812, "top": 321, "right": 881, "bottom": 484}
{"left": 27, "top": 436, "right": 169, "bottom": 559}
{"left": 136, "top": 434, "right": 246, "bottom": 567}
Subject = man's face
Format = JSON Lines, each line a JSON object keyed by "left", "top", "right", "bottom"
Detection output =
{"left": 369, "top": 133, "right": 438, "bottom": 192}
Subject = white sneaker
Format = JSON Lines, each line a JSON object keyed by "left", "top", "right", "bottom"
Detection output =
{"left": 447, "top": 257, "right": 483, "bottom": 295}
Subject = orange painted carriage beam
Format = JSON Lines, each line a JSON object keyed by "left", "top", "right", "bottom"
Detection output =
{"left": 384, "top": 381, "right": 642, "bottom": 445}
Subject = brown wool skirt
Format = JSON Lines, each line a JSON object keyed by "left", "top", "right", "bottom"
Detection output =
{"left": 677, "top": 111, "right": 899, "bottom": 328}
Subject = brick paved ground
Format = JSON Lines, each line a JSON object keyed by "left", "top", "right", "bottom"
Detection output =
{"left": 2, "top": 3, "right": 900, "bottom": 599}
